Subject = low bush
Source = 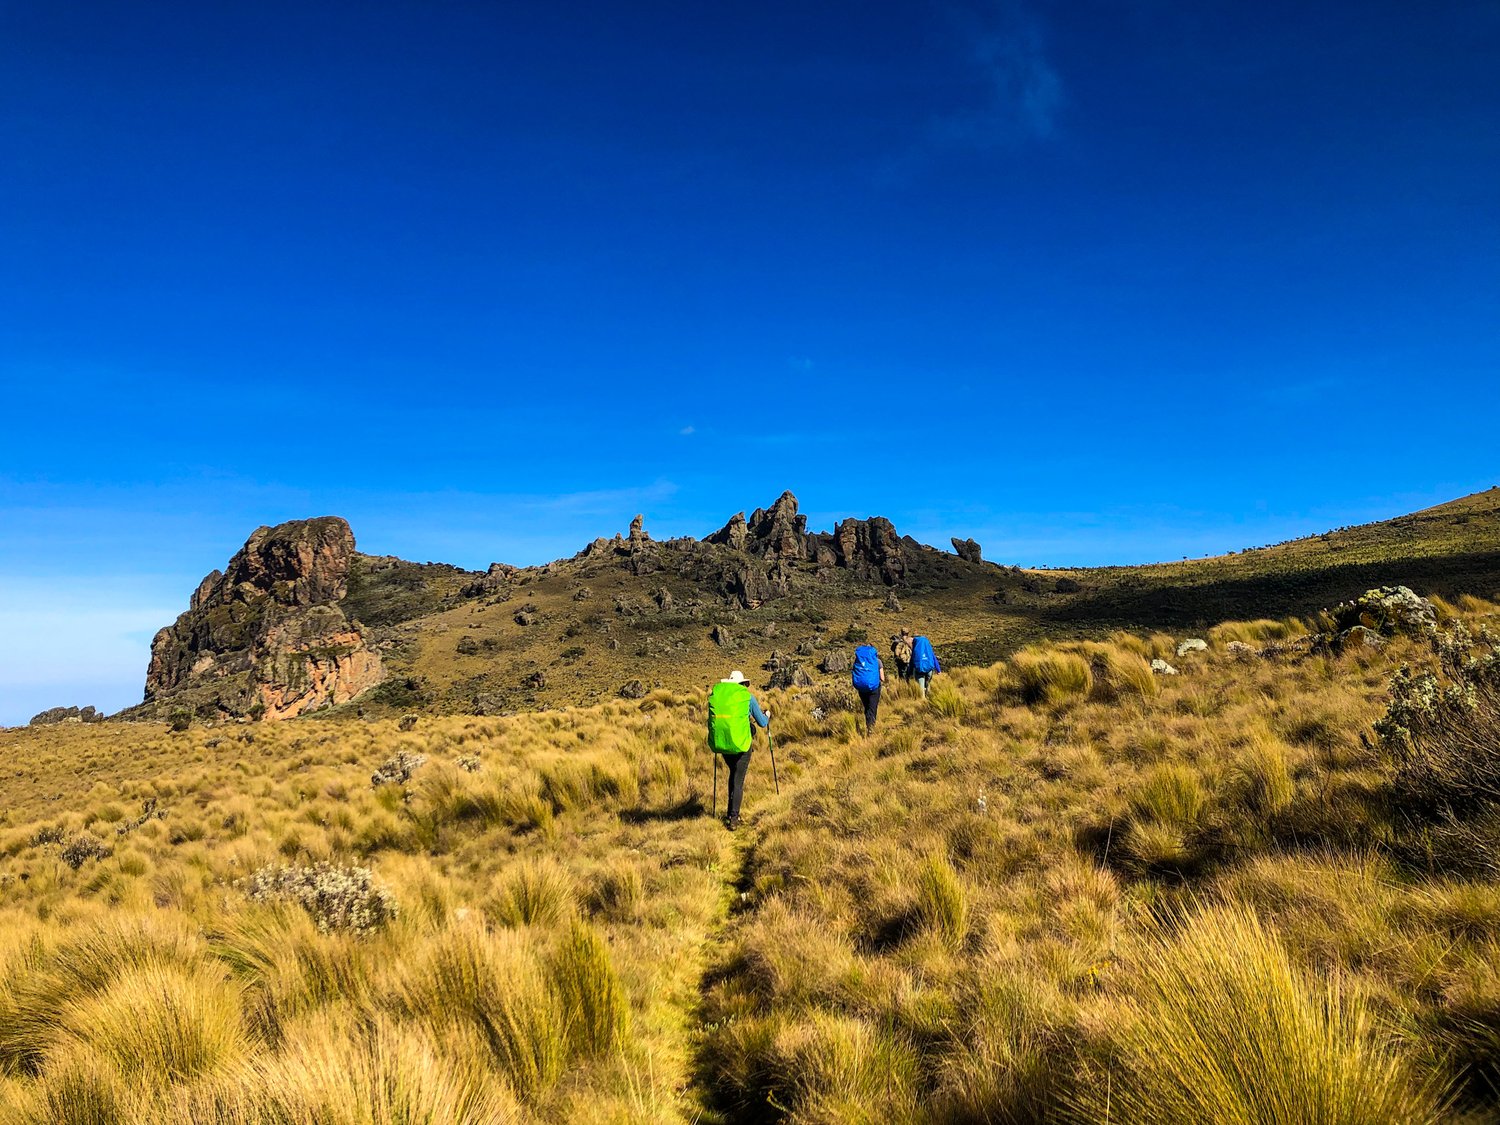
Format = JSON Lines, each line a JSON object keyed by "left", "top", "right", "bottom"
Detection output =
{"left": 1378, "top": 624, "right": 1500, "bottom": 822}
{"left": 371, "top": 751, "right": 426, "bottom": 788}
{"left": 245, "top": 863, "right": 398, "bottom": 935}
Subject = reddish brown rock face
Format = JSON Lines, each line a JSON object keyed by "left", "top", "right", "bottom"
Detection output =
{"left": 143, "top": 517, "right": 383, "bottom": 719}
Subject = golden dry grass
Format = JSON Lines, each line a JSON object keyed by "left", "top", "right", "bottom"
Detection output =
{"left": 4, "top": 598, "right": 1500, "bottom": 1120}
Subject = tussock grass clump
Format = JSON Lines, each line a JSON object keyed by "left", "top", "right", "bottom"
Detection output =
{"left": 584, "top": 863, "right": 644, "bottom": 922}
{"left": 394, "top": 924, "right": 562, "bottom": 1103}
{"left": 198, "top": 1015, "right": 519, "bottom": 1124}
{"left": 62, "top": 961, "right": 247, "bottom": 1085}
{"left": 928, "top": 679, "right": 968, "bottom": 720}
{"left": 490, "top": 859, "right": 575, "bottom": 927}
{"left": 1070, "top": 905, "right": 1448, "bottom": 1124}
{"left": 936, "top": 975, "right": 1074, "bottom": 1123}
{"left": 495, "top": 780, "right": 555, "bottom": 836}
{"left": 716, "top": 1012, "right": 923, "bottom": 1124}
{"left": 914, "top": 855, "right": 968, "bottom": 950}
{"left": 1231, "top": 729, "right": 1298, "bottom": 817}
{"left": 1083, "top": 644, "right": 1159, "bottom": 702}
{"left": 11, "top": 1048, "right": 136, "bottom": 1125}
{"left": 1117, "top": 764, "right": 1214, "bottom": 874}
{"left": 1008, "top": 651, "right": 1092, "bottom": 708}
{"left": 547, "top": 920, "right": 629, "bottom": 1056}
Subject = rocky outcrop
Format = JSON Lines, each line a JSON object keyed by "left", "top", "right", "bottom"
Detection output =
{"left": 710, "top": 491, "right": 807, "bottom": 561}
{"left": 707, "top": 512, "right": 750, "bottom": 551}
{"left": 951, "top": 537, "right": 982, "bottom": 564}
{"left": 29, "top": 705, "right": 103, "bottom": 726}
{"left": 461, "top": 563, "right": 515, "bottom": 599}
{"left": 747, "top": 491, "right": 807, "bottom": 560}
{"left": 143, "top": 517, "right": 384, "bottom": 720}
{"left": 832, "top": 517, "right": 907, "bottom": 586}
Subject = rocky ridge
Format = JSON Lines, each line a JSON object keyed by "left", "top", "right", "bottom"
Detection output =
{"left": 138, "top": 492, "right": 982, "bottom": 721}
{"left": 141, "top": 517, "right": 384, "bottom": 721}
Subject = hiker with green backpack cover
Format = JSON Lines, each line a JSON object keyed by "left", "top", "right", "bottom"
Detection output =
{"left": 707, "top": 670, "right": 771, "bottom": 830}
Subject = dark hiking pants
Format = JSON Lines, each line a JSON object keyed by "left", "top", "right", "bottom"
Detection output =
{"left": 723, "top": 750, "right": 753, "bottom": 819}
{"left": 857, "top": 686, "right": 880, "bottom": 734}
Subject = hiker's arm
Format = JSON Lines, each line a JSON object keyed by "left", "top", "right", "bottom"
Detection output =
{"left": 749, "top": 697, "right": 770, "bottom": 727}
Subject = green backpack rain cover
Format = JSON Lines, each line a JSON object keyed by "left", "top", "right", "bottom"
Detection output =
{"left": 707, "top": 681, "right": 754, "bottom": 754}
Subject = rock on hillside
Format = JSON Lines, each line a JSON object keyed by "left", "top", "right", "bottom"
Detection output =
{"left": 143, "top": 517, "right": 384, "bottom": 720}
{"left": 29, "top": 705, "right": 103, "bottom": 726}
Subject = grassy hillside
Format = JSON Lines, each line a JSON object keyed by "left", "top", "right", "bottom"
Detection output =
{"left": 345, "top": 488, "right": 1500, "bottom": 716}
{"left": 4, "top": 591, "right": 1500, "bottom": 1121}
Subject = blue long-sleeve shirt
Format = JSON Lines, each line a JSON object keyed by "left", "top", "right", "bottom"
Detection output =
{"left": 748, "top": 696, "right": 769, "bottom": 728}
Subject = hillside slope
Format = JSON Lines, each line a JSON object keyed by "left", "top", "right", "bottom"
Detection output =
{"left": 129, "top": 487, "right": 1500, "bottom": 722}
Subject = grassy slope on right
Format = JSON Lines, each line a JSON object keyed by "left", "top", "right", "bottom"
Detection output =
{"left": 1042, "top": 487, "right": 1500, "bottom": 632}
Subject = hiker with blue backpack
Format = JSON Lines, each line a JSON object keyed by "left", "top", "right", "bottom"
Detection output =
{"left": 910, "top": 634, "right": 941, "bottom": 697}
{"left": 851, "top": 643, "right": 886, "bottom": 734}
{"left": 706, "top": 670, "right": 771, "bottom": 830}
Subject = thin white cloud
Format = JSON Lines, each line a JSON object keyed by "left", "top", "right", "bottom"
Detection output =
{"left": 680, "top": 425, "right": 696, "bottom": 436}
{"left": 939, "top": 1, "right": 1064, "bottom": 145}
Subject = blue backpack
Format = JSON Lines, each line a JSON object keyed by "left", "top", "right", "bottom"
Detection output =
{"left": 911, "top": 635, "right": 939, "bottom": 675}
{"left": 851, "top": 644, "right": 881, "bottom": 691}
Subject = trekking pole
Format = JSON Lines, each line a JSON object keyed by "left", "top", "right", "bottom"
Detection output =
{"left": 768, "top": 726, "right": 780, "bottom": 795}
{"left": 712, "top": 754, "right": 719, "bottom": 818}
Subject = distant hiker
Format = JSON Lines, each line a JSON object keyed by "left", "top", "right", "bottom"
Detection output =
{"left": 707, "top": 670, "right": 770, "bottom": 830}
{"left": 891, "top": 629, "right": 914, "bottom": 681}
{"left": 910, "top": 634, "right": 941, "bottom": 697}
{"left": 851, "top": 643, "right": 886, "bottom": 734}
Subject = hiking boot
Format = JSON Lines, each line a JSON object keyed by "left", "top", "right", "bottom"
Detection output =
{"left": 723, "top": 814, "right": 741, "bottom": 831}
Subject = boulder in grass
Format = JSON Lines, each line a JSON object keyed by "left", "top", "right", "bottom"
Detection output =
{"left": 1331, "top": 586, "right": 1437, "bottom": 637}
{"left": 1151, "top": 659, "right": 1179, "bottom": 676}
{"left": 1176, "top": 638, "right": 1209, "bottom": 658}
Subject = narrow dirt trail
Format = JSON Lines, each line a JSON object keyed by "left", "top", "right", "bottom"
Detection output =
{"left": 679, "top": 736, "right": 800, "bottom": 1124}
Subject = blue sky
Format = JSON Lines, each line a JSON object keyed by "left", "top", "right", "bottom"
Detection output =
{"left": 2, "top": 0, "right": 1497, "bottom": 723}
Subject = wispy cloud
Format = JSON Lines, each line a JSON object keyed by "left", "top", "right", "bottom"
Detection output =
{"left": 938, "top": 1, "right": 1064, "bottom": 146}
{"left": 679, "top": 425, "right": 696, "bottom": 436}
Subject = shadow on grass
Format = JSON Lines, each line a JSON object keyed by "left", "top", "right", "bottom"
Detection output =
{"left": 1044, "top": 550, "right": 1500, "bottom": 631}
{"left": 618, "top": 795, "right": 708, "bottom": 823}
